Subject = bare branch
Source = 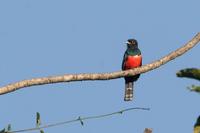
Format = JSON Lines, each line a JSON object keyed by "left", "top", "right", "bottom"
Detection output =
{"left": 0, "top": 33, "right": 200, "bottom": 95}
{"left": 6, "top": 107, "right": 149, "bottom": 133}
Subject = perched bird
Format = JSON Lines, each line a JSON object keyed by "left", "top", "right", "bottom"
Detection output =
{"left": 122, "top": 39, "right": 142, "bottom": 101}
{"left": 194, "top": 116, "right": 200, "bottom": 133}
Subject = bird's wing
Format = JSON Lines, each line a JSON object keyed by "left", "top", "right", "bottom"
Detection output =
{"left": 122, "top": 51, "right": 128, "bottom": 70}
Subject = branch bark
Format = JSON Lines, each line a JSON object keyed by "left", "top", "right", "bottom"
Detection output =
{"left": 0, "top": 33, "right": 200, "bottom": 95}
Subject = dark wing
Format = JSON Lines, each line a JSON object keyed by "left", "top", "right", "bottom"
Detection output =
{"left": 136, "top": 48, "right": 142, "bottom": 66}
{"left": 140, "top": 49, "right": 142, "bottom": 66}
{"left": 122, "top": 51, "right": 127, "bottom": 70}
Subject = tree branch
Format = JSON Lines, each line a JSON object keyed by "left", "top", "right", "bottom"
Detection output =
{"left": 4, "top": 107, "right": 149, "bottom": 133}
{"left": 0, "top": 33, "right": 200, "bottom": 95}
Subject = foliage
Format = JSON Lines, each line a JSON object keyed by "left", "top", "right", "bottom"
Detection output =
{"left": 177, "top": 68, "right": 200, "bottom": 133}
{"left": 36, "top": 112, "right": 44, "bottom": 133}
{"left": 177, "top": 68, "right": 200, "bottom": 93}
{"left": 0, "top": 124, "right": 11, "bottom": 133}
{"left": 194, "top": 116, "right": 200, "bottom": 133}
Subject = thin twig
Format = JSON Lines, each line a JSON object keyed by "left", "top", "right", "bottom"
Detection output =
{"left": 0, "top": 33, "right": 200, "bottom": 95}
{"left": 7, "top": 107, "right": 150, "bottom": 133}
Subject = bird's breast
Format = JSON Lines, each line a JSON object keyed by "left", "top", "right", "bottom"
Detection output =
{"left": 124, "top": 55, "right": 142, "bottom": 69}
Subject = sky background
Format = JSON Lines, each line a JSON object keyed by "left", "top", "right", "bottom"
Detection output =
{"left": 0, "top": 0, "right": 200, "bottom": 133}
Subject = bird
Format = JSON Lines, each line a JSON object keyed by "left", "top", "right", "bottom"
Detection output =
{"left": 194, "top": 116, "right": 200, "bottom": 133}
{"left": 122, "top": 39, "right": 142, "bottom": 101}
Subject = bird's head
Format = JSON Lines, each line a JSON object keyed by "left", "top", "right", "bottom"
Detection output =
{"left": 126, "top": 39, "right": 138, "bottom": 49}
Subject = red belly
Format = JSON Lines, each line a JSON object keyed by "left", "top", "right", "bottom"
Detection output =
{"left": 124, "top": 55, "right": 142, "bottom": 69}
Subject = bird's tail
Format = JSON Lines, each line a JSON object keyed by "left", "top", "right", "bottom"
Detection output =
{"left": 124, "top": 82, "right": 134, "bottom": 101}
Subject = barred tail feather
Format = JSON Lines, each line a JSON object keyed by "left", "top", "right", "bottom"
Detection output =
{"left": 124, "top": 82, "right": 134, "bottom": 101}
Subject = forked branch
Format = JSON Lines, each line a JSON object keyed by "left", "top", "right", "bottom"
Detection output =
{"left": 0, "top": 33, "right": 200, "bottom": 95}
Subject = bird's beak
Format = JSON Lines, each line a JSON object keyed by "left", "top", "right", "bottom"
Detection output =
{"left": 125, "top": 41, "right": 129, "bottom": 44}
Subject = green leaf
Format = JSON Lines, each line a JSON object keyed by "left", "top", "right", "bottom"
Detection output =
{"left": 0, "top": 128, "right": 5, "bottom": 133}
{"left": 36, "top": 112, "right": 41, "bottom": 127}
{"left": 194, "top": 116, "right": 200, "bottom": 133}
{"left": 7, "top": 124, "right": 11, "bottom": 131}
{"left": 40, "top": 129, "right": 44, "bottom": 133}
{"left": 176, "top": 68, "right": 200, "bottom": 81}
{"left": 78, "top": 116, "right": 84, "bottom": 126}
{"left": 188, "top": 85, "right": 200, "bottom": 93}
{"left": 194, "top": 116, "right": 200, "bottom": 127}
